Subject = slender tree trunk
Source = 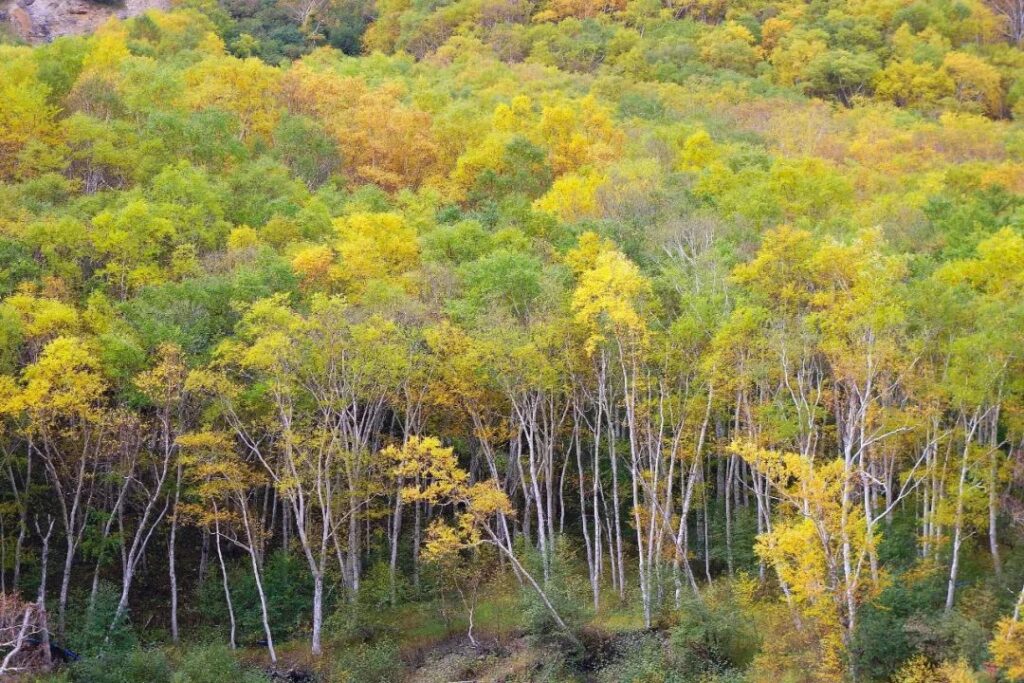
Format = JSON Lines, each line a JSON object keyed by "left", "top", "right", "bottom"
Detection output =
{"left": 945, "top": 442, "right": 971, "bottom": 613}
{"left": 413, "top": 495, "right": 422, "bottom": 589}
{"left": 240, "top": 505, "right": 276, "bottom": 663}
{"left": 486, "top": 526, "right": 571, "bottom": 635}
{"left": 947, "top": 412, "right": 981, "bottom": 614}
{"left": 9, "top": 450, "right": 30, "bottom": 593}
{"left": 389, "top": 486, "right": 403, "bottom": 606}
{"left": 35, "top": 517, "right": 54, "bottom": 672}
{"left": 169, "top": 464, "right": 182, "bottom": 643}
{"left": 575, "top": 422, "right": 598, "bottom": 611}
{"left": 58, "top": 535, "right": 75, "bottom": 636}
{"left": 213, "top": 516, "right": 236, "bottom": 649}
{"left": 988, "top": 407, "right": 1002, "bottom": 575}
{"left": 725, "top": 455, "right": 734, "bottom": 576}
{"left": 311, "top": 571, "right": 324, "bottom": 656}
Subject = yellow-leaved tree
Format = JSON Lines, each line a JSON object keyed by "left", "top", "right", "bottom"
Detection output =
{"left": 385, "top": 435, "right": 571, "bottom": 632}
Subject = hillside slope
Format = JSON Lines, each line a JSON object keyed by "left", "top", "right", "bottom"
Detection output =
{"left": 1, "top": 0, "right": 1024, "bottom": 682}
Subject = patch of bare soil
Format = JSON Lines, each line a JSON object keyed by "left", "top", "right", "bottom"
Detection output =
{"left": 406, "top": 636, "right": 567, "bottom": 683}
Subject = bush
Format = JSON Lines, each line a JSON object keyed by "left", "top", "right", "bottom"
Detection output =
{"left": 69, "top": 648, "right": 171, "bottom": 683}
{"left": 519, "top": 535, "right": 592, "bottom": 654}
{"left": 65, "top": 582, "right": 137, "bottom": 658}
{"left": 596, "top": 632, "right": 675, "bottom": 683}
{"left": 170, "top": 644, "right": 264, "bottom": 683}
{"left": 330, "top": 640, "right": 403, "bottom": 683}
{"left": 669, "top": 579, "right": 759, "bottom": 676}
{"left": 854, "top": 565, "right": 948, "bottom": 680}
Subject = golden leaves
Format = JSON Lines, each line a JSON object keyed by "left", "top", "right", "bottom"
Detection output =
{"left": 134, "top": 343, "right": 187, "bottom": 406}
{"left": 387, "top": 435, "right": 511, "bottom": 561}
{"left": 992, "top": 616, "right": 1024, "bottom": 681}
{"left": 571, "top": 247, "right": 651, "bottom": 355}
{"left": 16, "top": 336, "right": 107, "bottom": 423}
{"left": 184, "top": 57, "right": 282, "bottom": 142}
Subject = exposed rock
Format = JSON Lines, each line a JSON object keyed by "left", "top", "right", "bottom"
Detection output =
{"left": 266, "top": 666, "right": 315, "bottom": 682}
{"left": 3, "top": 0, "right": 169, "bottom": 43}
{"left": 8, "top": 4, "right": 32, "bottom": 36}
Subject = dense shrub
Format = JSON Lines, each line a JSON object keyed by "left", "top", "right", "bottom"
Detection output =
{"left": 330, "top": 639, "right": 403, "bottom": 683}
{"left": 669, "top": 580, "right": 759, "bottom": 676}
{"left": 69, "top": 649, "right": 172, "bottom": 683}
{"left": 171, "top": 644, "right": 266, "bottom": 683}
{"left": 519, "top": 535, "right": 592, "bottom": 654}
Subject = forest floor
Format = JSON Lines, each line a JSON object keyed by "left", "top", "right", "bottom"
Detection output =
{"left": 238, "top": 582, "right": 653, "bottom": 682}
{"left": 404, "top": 636, "right": 549, "bottom": 683}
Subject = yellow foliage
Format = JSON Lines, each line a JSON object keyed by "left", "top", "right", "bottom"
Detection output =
{"left": 894, "top": 655, "right": 978, "bottom": 683}
{"left": 538, "top": 96, "right": 622, "bottom": 175}
{"left": 386, "top": 435, "right": 468, "bottom": 504}
{"left": 942, "top": 51, "right": 1004, "bottom": 116}
{"left": 334, "top": 212, "right": 419, "bottom": 294}
{"left": 449, "top": 132, "right": 511, "bottom": 199}
{"left": 534, "top": 0, "right": 625, "bottom": 21}
{"left": 279, "top": 62, "right": 368, "bottom": 121}
{"left": 4, "top": 292, "right": 79, "bottom": 342}
{"left": 385, "top": 435, "right": 512, "bottom": 560}
{"left": 134, "top": 343, "right": 187, "bottom": 406}
{"left": 993, "top": 616, "right": 1024, "bottom": 681}
{"left": 334, "top": 85, "right": 441, "bottom": 191}
{"left": 15, "top": 336, "right": 106, "bottom": 422}
{"left": 761, "top": 17, "right": 794, "bottom": 52}
{"left": 565, "top": 231, "right": 616, "bottom": 275}
{"left": 82, "top": 22, "right": 132, "bottom": 73}
{"left": 875, "top": 59, "right": 955, "bottom": 109}
{"left": 771, "top": 35, "right": 828, "bottom": 86}
{"left": 493, "top": 95, "right": 533, "bottom": 133}
{"left": 533, "top": 170, "right": 605, "bottom": 222}
{"left": 184, "top": 57, "right": 282, "bottom": 141}
{"left": 0, "top": 54, "right": 60, "bottom": 181}
{"left": 730, "top": 224, "right": 817, "bottom": 311}
{"left": 699, "top": 22, "right": 762, "bottom": 74}
{"left": 677, "top": 130, "right": 718, "bottom": 171}
{"left": 291, "top": 245, "right": 337, "bottom": 292}
{"left": 227, "top": 226, "right": 261, "bottom": 251}
{"left": 937, "top": 227, "right": 1024, "bottom": 299}
{"left": 571, "top": 249, "right": 651, "bottom": 354}
{"left": 732, "top": 440, "right": 882, "bottom": 679}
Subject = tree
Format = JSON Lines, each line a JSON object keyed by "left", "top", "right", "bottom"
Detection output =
{"left": 178, "top": 430, "right": 277, "bottom": 662}
{"left": 942, "top": 51, "right": 1004, "bottom": 116}
{"left": 6, "top": 336, "right": 114, "bottom": 635}
{"left": 801, "top": 50, "right": 880, "bottom": 106}
{"left": 984, "top": 0, "right": 1024, "bottom": 44}
{"left": 0, "top": 53, "right": 61, "bottom": 181}
{"left": 129, "top": 343, "right": 190, "bottom": 639}
{"left": 184, "top": 57, "right": 282, "bottom": 142}
{"left": 387, "top": 436, "right": 573, "bottom": 633}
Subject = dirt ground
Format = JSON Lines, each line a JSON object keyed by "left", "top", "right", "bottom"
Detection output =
{"left": 405, "top": 637, "right": 561, "bottom": 683}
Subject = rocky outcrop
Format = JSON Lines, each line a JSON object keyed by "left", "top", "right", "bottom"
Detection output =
{"left": 2, "top": 0, "right": 169, "bottom": 43}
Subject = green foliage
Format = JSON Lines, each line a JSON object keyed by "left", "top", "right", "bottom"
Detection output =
{"left": 1, "top": 2, "right": 1024, "bottom": 681}
{"left": 520, "top": 536, "right": 592, "bottom": 651}
{"left": 69, "top": 649, "right": 172, "bottom": 683}
{"left": 226, "top": 550, "right": 317, "bottom": 643}
{"left": 669, "top": 581, "right": 759, "bottom": 676}
{"left": 330, "top": 639, "right": 404, "bottom": 683}
{"left": 273, "top": 115, "right": 341, "bottom": 190}
{"left": 595, "top": 632, "right": 677, "bottom": 683}
{"left": 170, "top": 645, "right": 266, "bottom": 683}
{"left": 66, "top": 583, "right": 138, "bottom": 657}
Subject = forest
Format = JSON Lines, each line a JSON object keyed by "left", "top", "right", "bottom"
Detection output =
{"left": 1, "top": 0, "right": 1024, "bottom": 679}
